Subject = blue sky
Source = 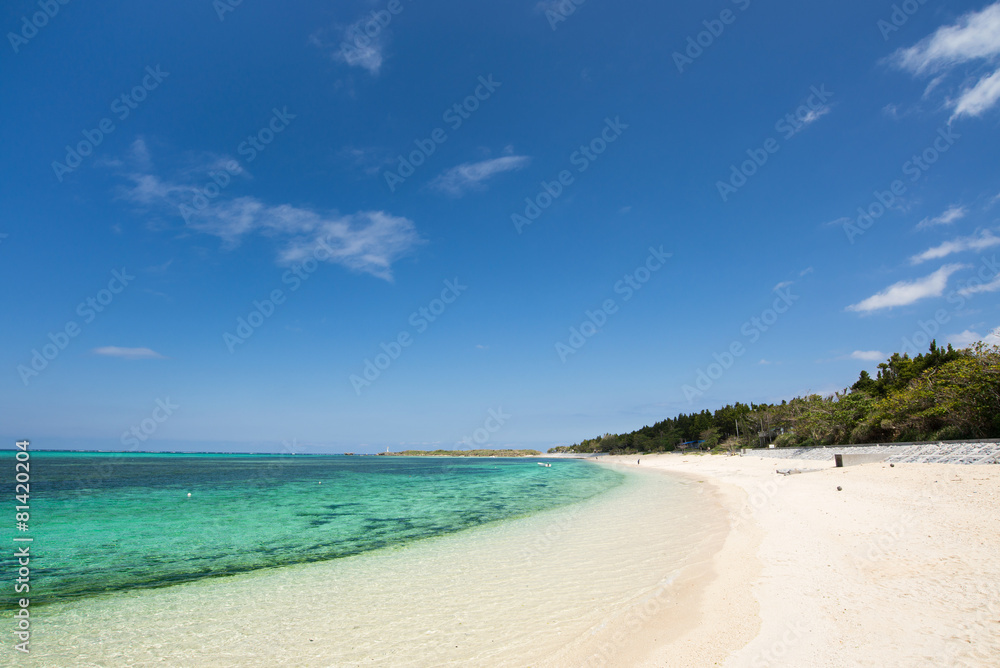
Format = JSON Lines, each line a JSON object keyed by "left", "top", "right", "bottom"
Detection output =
{"left": 2, "top": 0, "right": 1000, "bottom": 453}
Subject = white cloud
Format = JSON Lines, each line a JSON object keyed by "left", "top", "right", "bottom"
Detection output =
{"left": 910, "top": 229, "right": 1000, "bottom": 264}
{"left": 430, "top": 156, "right": 531, "bottom": 196}
{"left": 959, "top": 272, "right": 1000, "bottom": 296}
{"left": 129, "top": 138, "right": 152, "bottom": 170}
{"left": 342, "top": 146, "right": 393, "bottom": 176}
{"left": 119, "top": 157, "right": 421, "bottom": 281}
{"left": 916, "top": 204, "right": 967, "bottom": 229}
{"left": 947, "top": 329, "right": 983, "bottom": 347}
{"left": 891, "top": 3, "right": 1000, "bottom": 74}
{"left": 890, "top": 3, "right": 1000, "bottom": 118}
{"left": 947, "top": 328, "right": 1000, "bottom": 347}
{"left": 311, "top": 19, "right": 388, "bottom": 75}
{"left": 847, "top": 263, "right": 967, "bottom": 312}
{"left": 953, "top": 68, "right": 1000, "bottom": 118}
{"left": 791, "top": 105, "right": 832, "bottom": 135}
{"left": 92, "top": 347, "right": 165, "bottom": 360}
{"left": 275, "top": 210, "right": 422, "bottom": 280}
{"left": 338, "top": 40, "right": 384, "bottom": 75}
{"left": 850, "top": 350, "right": 886, "bottom": 361}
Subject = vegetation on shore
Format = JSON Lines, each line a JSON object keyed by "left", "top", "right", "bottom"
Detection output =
{"left": 550, "top": 342, "right": 1000, "bottom": 455}
{"left": 379, "top": 449, "right": 542, "bottom": 457}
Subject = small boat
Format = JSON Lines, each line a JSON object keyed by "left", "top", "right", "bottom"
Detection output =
{"left": 537, "top": 462, "right": 552, "bottom": 467}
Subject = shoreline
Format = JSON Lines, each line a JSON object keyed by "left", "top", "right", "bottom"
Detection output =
{"left": 555, "top": 458, "right": 763, "bottom": 667}
{"left": 9, "top": 463, "right": 724, "bottom": 666}
{"left": 8, "top": 454, "right": 996, "bottom": 665}
{"left": 598, "top": 453, "right": 1000, "bottom": 666}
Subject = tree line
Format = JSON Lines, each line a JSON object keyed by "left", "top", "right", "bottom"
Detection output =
{"left": 550, "top": 342, "right": 1000, "bottom": 454}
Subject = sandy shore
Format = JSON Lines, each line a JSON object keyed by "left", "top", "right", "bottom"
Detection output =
{"left": 8, "top": 455, "right": 997, "bottom": 666}
{"left": 599, "top": 453, "right": 1000, "bottom": 667}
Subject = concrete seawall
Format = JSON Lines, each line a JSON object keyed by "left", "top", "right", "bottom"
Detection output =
{"left": 743, "top": 441, "right": 1000, "bottom": 465}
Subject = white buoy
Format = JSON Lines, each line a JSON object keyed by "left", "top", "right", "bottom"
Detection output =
{"left": 187, "top": 493, "right": 191, "bottom": 497}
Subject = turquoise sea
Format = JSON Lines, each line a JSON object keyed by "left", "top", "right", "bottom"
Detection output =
{"left": 1, "top": 452, "right": 624, "bottom": 609}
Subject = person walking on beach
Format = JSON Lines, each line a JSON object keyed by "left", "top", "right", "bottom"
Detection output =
{"left": 637, "top": 458, "right": 640, "bottom": 465}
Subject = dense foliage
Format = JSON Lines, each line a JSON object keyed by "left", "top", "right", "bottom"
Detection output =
{"left": 551, "top": 342, "right": 1000, "bottom": 454}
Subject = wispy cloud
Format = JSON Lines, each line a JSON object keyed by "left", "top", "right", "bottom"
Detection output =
{"left": 146, "top": 259, "right": 174, "bottom": 273}
{"left": 847, "top": 263, "right": 967, "bottom": 312}
{"left": 310, "top": 17, "right": 390, "bottom": 75}
{"left": 891, "top": 3, "right": 1000, "bottom": 74}
{"left": 117, "top": 145, "right": 421, "bottom": 281}
{"left": 430, "top": 155, "right": 531, "bottom": 196}
{"left": 788, "top": 105, "right": 832, "bottom": 137}
{"left": 849, "top": 350, "right": 886, "bottom": 361}
{"left": 93, "top": 346, "right": 165, "bottom": 360}
{"left": 341, "top": 146, "right": 393, "bottom": 176}
{"left": 953, "top": 68, "right": 1000, "bottom": 118}
{"left": 916, "top": 204, "right": 966, "bottom": 229}
{"left": 910, "top": 229, "right": 1000, "bottom": 264}
{"left": 959, "top": 272, "right": 1000, "bottom": 296}
{"left": 889, "top": 2, "right": 1000, "bottom": 119}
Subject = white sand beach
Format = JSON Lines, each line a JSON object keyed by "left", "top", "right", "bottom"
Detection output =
{"left": 598, "top": 453, "right": 1000, "bottom": 667}
{"left": 9, "top": 454, "right": 998, "bottom": 667}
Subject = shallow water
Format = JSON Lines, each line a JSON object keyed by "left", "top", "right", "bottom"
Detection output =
{"left": 2, "top": 456, "right": 728, "bottom": 666}
{"left": 0, "top": 453, "right": 623, "bottom": 608}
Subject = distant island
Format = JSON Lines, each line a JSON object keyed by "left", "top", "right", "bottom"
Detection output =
{"left": 378, "top": 449, "right": 542, "bottom": 457}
